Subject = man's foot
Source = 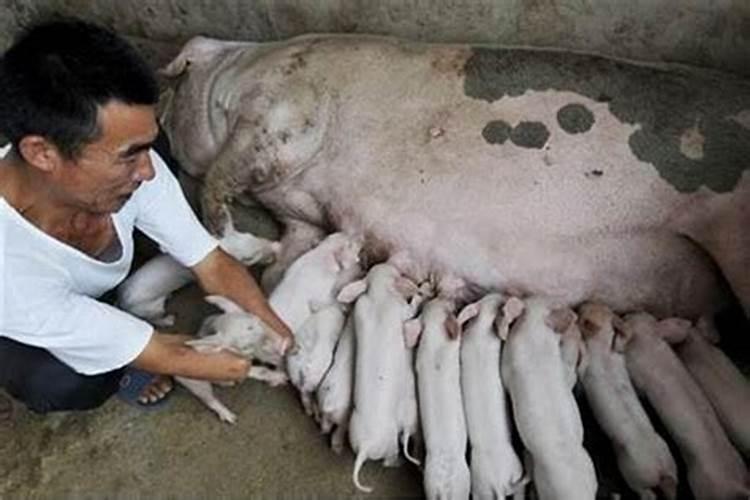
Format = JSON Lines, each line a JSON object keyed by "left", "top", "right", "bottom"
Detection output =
{"left": 138, "top": 375, "right": 174, "bottom": 405}
{"left": 118, "top": 369, "right": 174, "bottom": 409}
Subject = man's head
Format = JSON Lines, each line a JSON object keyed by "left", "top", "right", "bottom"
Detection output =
{"left": 0, "top": 19, "right": 161, "bottom": 213}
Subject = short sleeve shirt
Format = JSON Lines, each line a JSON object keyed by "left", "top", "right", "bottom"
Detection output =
{"left": 0, "top": 146, "right": 218, "bottom": 374}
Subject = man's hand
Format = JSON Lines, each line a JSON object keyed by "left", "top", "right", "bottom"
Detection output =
{"left": 133, "top": 332, "right": 250, "bottom": 382}
{"left": 192, "top": 247, "right": 295, "bottom": 354}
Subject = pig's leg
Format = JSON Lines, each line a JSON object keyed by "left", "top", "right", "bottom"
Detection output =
{"left": 175, "top": 377, "right": 237, "bottom": 424}
{"left": 201, "top": 87, "right": 330, "bottom": 235}
{"left": 129, "top": 296, "right": 175, "bottom": 327}
{"left": 682, "top": 198, "right": 750, "bottom": 320}
{"left": 383, "top": 451, "right": 403, "bottom": 467}
{"left": 261, "top": 219, "right": 326, "bottom": 293}
{"left": 331, "top": 422, "right": 348, "bottom": 454}
{"left": 247, "top": 366, "right": 288, "bottom": 386}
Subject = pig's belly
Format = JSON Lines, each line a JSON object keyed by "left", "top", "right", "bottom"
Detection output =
{"left": 338, "top": 207, "right": 726, "bottom": 317}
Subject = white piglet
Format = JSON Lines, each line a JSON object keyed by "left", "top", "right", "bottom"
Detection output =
{"left": 315, "top": 313, "right": 356, "bottom": 454}
{"left": 500, "top": 297, "right": 597, "bottom": 500}
{"left": 339, "top": 263, "right": 423, "bottom": 493}
{"left": 269, "top": 232, "right": 361, "bottom": 334}
{"left": 414, "top": 296, "right": 471, "bottom": 500}
{"left": 577, "top": 303, "right": 678, "bottom": 500}
{"left": 617, "top": 313, "right": 750, "bottom": 500}
{"left": 458, "top": 293, "right": 525, "bottom": 499}
{"left": 662, "top": 321, "right": 750, "bottom": 458}
{"left": 176, "top": 295, "right": 288, "bottom": 424}
{"left": 285, "top": 302, "right": 347, "bottom": 416}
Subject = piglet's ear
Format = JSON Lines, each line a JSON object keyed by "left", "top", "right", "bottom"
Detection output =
{"left": 403, "top": 319, "right": 423, "bottom": 349}
{"left": 445, "top": 315, "right": 461, "bottom": 339}
{"left": 656, "top": 318, "right": 693, "bottom": 345}
{"left": 205, "top": 295, "right": 244, "bottom": 314}
{"left": 457, "top": 302, "right": 480, "bottom": 328}
{"left": 395, "top": 277, "right": 419, "bottom": 300}
{"left": 185, "top": 336, "right": 226, "bottom": 353}
{"left": 696, "top": 316, "right": 721, "bottom": 344}
{"left": 337, "top": 279, "right": 367, "bottom": 304}
{"left": 611, "top": 317, "right": 631, "bottom": 353}
{"left": 495, "top": 297, "right": 524, "bottom": 341}
{"left": 545, "top": 307, "right": 577, "bottom": 335}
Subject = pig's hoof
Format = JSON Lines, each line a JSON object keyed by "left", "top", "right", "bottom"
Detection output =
{"left": 217, "top": 409, "right": 238, "bottom": 424}
{"left": 152, "top": 314, "right": 176, "bottom": 328}
{"left": 267, "top": 372, "right": 288, "bottom": 387}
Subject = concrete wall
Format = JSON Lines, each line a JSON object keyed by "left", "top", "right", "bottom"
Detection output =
{"left": 2, "top": 0, "right": 750, "bottom": 77}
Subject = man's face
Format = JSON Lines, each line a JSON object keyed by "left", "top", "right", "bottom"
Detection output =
{"left": 57, "top": 101, "right": 159, "bottom": 214}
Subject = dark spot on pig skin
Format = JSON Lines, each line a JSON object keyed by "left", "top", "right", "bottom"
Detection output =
{"left": 482, "top": 120, "right": 512, "bottom": 145}
{"left": 463, "top": 48, "right": 750, "bottom": 193}
{"left": 510, "top": 121, "right": 550, "bottom": 149}
{"left": 585, "top": 169, "right": 604, "bottom": 178}
{"left": 557, "top": 104, "right": 595, "bottom": 134}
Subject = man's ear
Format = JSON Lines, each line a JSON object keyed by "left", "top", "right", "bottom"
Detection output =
{"left": 18, "top": 135, "right": 63, "bottom": 173}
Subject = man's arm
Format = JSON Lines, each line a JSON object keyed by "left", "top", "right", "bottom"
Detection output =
{"left": 191, "top": 247, "right": 294, "bottom": 352}
{"left": 131, "top": 332, "right": 251, "bottom": 382}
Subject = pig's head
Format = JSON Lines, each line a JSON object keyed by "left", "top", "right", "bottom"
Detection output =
{"left": 190, "top": 295, "right": 285, "bottom": 367}
{"left": 613, "top": 311, "right": 691, "bottom": 352}
{"left": 158, "top": 37, "right": 254, "bottom": 179}
{"left": 320, "top": 232, "right": 363, "bottom": 272}
{"left": 578, "top": 302, "right": 618, "bottom": 349}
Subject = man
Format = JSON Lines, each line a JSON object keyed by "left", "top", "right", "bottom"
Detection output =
{"left": 0, "top": 19, "right": 293, "bottom": 413}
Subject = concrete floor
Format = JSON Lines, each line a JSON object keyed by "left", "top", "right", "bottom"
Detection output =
{"left": 0, "top": 281, "right": 425, "bottom": 499}
{"left": 1, "top": 204, "right": 748, "bottom": 499}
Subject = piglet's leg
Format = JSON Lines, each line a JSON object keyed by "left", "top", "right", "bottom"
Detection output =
{"left": 248, "top": 366, "right": 289, "bottom": 386}
{"left": 175, "top": 376, "right": 237, "bottom": 424}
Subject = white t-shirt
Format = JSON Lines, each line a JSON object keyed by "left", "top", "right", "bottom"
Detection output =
{"left": 0, "top": 145, "right": 219, "bottom": 375}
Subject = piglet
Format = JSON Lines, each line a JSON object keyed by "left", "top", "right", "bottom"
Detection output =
{"left": 315, "top": 313, "right": 356, "bottom": 453}
{"left": 659, "top": 321, "right": 750, "bottom": 459}
{"left": 500, "top": 297, "right": 597, "bottom": 500}
{"left": 617, "top": 312, "right": 750, "bottom": 500}
{"left": 285, "top": 302, "right": 347, "bottom": 416}
{"left": 577, "top": 303, "right": 678, "bottom": 500}
{"left": 458, "top": 293, "right": 525, "bottom": 499}
{"left": 414, "top": 296, "right": 471, "bottom": 500}
{"left": 176, "top": 295, "right": 288, "bottom": 424}
{"left": 269, "top": 232, "right": 361, "bottom": 334}
{"left": 117, "top": 209, "right": 280, "bottom": 326}
{"left": 339, "top": 263, "right": 423, "bottom": 493}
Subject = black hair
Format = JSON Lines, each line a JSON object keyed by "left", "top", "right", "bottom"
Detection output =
{"left": 0, "top": 18, "right": 159, "bottom": 158}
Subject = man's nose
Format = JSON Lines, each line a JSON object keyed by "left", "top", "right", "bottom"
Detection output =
{"left": 132, "top": 152, "right": 155, "bottom": 182}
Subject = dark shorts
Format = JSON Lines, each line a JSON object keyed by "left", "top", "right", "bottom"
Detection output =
{"left": 0, "top": 336, "right": 124, "bottom": 414}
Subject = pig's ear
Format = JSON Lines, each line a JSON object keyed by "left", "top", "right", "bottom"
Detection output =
{"left": 333, "top": 242, "right": 361, "bottom": 271}
{"left": 457, "top": 302, "right": 480, "bottom": 328}
{"left": 205, "top": 295, "right": 244, "bottom": 314}
{"left": 495, "top": 297, "right": 524, "bottom": 341}
{"left": 403, "top": 318, "right": 423, "bottom": 348}
{"left": 611, "top": 316, "right": 632, "bottom": 353}
{"left": 158, "top": 56, "right": 191, "bottom": 79}
{"left": 185, "top": 336, "right": 225, "bottom": 353}
{"left": 656, "top": 318, "right": 692, "bottom": 345}
{"left": 696, "top": 316, "right": 721, "bottom": 344}
{"left": 445, "top": 315, "right": 461, "bottom": 339}
{"left": 545, "top": 307, "right": 578, "bottom": 335}
{"left": 337, "top": 279, "right": 367, "bottom": 304}
{"left": 395, "top": 277, "right": 419, "bottom": 300}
